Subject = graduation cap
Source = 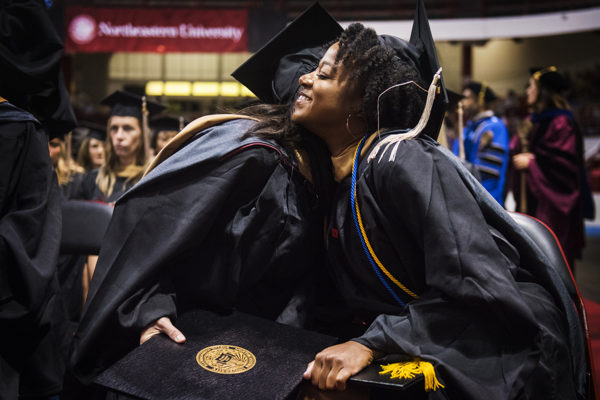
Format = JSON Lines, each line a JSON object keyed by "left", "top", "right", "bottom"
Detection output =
{"left": 150, "top": 115, "right": 181, "bottom": 133}
{"left": 232, "top": 2, "right": 343, "bottom": 104}
{"left": 94, "top": 310, "right": 337, "bottom": 400}
{"left": 465, "top": 81, "right": 497, "bottom": 106}
{"left": 408, "top": 0, "right": 448, "bottom": 140}
{"left": 101, "top": 90, "right": 165, "bottom": 122}
{"left": 446, "top": 88, "right": 465, "bottom": 109}
{"left": 0, "top": 0, "right": 77, "bottom": 138}
{"left": 530, "top": 66, "right": 570, "bottom": 93}
{"left": 79, "top": 121, "right": 107, "bottom": 141}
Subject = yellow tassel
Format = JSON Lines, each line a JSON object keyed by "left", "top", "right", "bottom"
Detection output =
{"left": 379, "top": 358, "right": 445, "bottom": 392}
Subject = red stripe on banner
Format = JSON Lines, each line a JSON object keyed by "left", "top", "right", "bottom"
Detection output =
{"left": 65, "top": 7, "right": 248, "bottom": 53}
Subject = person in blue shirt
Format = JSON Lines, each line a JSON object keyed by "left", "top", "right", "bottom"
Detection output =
{"left": 453, "top": 81, "right": 510, "bottom": 205}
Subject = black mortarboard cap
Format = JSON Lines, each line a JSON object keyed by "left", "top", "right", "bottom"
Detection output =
{"left": 150, "top": 115, "right": 181, "bottom": 133}
{"left": 446, "top": 89, "right": 465, "bottom": 109}
{"left": 465, "top": 81, "right": 497, "bottom": 104}
{"left": 94, "top": 310, "right": 336, "bottom": 400}
{"left": 530, "top": 66, "right": 570, "bottom": 93}
{"left": 409, "top": 0, "right": 448, "bottom": 139}
{"left": 79, "top": 121, "right": 106, "bottom": 141}
{"left": 0, "top": 0, "right": 77, "bottom": 138}
{"left": 232, "top": 2, "right": 343, "bottom": 104}
{"left": 101, "top": 90, "right": 165, "bottom": 122}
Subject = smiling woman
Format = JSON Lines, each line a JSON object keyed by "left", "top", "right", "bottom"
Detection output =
{"left": 299, "top": 16, "right": 587, "bottom": 400}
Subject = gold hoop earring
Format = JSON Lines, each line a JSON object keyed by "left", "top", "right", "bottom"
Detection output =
{"left": 346, "top": 113, "right": 363, "bottom": 139}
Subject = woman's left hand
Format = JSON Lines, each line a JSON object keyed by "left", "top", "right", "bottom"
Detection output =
{"left": 513, "top": 152, "right": 534, "bottom": 170}
{"left": 303, "top": 341, "right": 376, "bottom": 391}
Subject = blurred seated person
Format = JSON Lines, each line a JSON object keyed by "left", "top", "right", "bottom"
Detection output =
{"left": 150, "top": 115, "right": 181, "bottom": 155}
{"left": 74, "top": 91, "right": 164, "bottom": 203}
{"left": 452, "top": 81, "right": 509, "bottom": 206}
{"left": 76, "top": 122, "right": 106, "bottom": 171}
{"left": 49, "top": 135, "right": 85, "bottom": 199}
{"left": 511, "top": 67, "right": 594, "bottom": 270}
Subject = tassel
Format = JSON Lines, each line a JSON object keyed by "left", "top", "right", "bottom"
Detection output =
{"left": 379, "top": 357, "right": 445, "bottom": 392}
{"left": 368, "top": 67, "right": 443, "bottom": 163}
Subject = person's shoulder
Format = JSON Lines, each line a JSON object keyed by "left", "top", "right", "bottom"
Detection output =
{"left": 366, "top": 136, "right": 434, "bottom": 179}
{"left": 484, "top": 115, "right": 507, "bottom": 129}
{"left": 548, "top": 113, "right": 575, "bottom": 131}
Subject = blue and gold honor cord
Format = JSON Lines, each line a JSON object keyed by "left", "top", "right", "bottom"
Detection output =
{"left": 351, "top": 136, "right": 419, "bottom": 307}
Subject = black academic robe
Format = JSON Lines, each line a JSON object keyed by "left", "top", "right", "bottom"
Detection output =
{"left": 69, "top": 119, "right": 325, "bottom": 385}
{"left": 0, "top": 102, "right": 64, "bottom": 398}
{"left": 326, "top": 132, "right": 585, "bottom": 399}
{"left": 74, "top": 168, "right": 135, "bottom": 203}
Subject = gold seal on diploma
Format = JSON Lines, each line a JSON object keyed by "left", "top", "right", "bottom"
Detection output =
{"left": 196, "top": 345, "right": 256, "bottom": 374}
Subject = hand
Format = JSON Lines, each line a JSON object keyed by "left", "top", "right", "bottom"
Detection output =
{"left": 513, "top": 152, "right": 534, "bottom": 170}
{"left": 303, "top": 341, "right": 376, "bottom": 391}
{"left": 140, "top": 316, "right": 186, "bottom": 345}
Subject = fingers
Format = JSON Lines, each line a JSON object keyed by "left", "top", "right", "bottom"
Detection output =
{"left": 304, "top": 361, "right": 314, "bottom": 380}
{"left": 156, "top": 317, "right": 186, "bottom": 343}
{"left": 140, "top": 317, "right": 186, "bottom": 345}
{"left": 312, "top": 352, "right": 348, "bottom": 391}
{"left": 308, "top": 341, "right": 375, "bottom": 391}
{"left": 334, "top": 369, "right": 353, "bottom": 391}
{"left": 139, "top": 326, "right": 159, "bottom": 345}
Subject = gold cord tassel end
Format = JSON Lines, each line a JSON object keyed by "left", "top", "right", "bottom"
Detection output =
{"left": 379, "top": 358, "right": 445, "bottom": 392}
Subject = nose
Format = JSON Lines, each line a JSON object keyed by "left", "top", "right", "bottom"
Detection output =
{"left": 299, "top": 71, "right": 314, "bottom": 87}
{"left": 114, "top": 127, "right": 125, "bottom": 140}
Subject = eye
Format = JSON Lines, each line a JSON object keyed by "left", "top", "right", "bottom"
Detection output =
{"left": 317, "top": 73, "right": 330, "bottom": 80}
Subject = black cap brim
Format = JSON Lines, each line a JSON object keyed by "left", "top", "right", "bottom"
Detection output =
{"left": 231, "top": 2, "right": 343, "bottom": 104}
{"left": 446, "top": 89, "right": 465, "bottom": 108}
{"left": 101, "top": 90, "right": 165, "bottom": 121}
{"left": 79, "top": 121, "right": 107, "bottom": 141}
{"left": 150, "top": 116, "right": 181, "bottom": 132}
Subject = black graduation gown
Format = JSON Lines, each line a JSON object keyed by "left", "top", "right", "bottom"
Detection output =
{"left": 326, "top": 132, "right": 585, "bottom": 399}
{"left": 69, "top": 119, "right": 325, "bottom": 385}
{"left": 74, "top": 168, "right": 135, "bottom": 203}
{"left": 0, "top": 102, "right": 63, "bottom": 398}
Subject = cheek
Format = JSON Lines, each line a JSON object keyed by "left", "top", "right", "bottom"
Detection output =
{"left": 131, "top": 132, "right": 141, "bottom": 148}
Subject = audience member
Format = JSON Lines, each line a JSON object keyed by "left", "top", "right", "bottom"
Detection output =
{"left": 453, "top": 81, "right": 510, "bottom": 205}
{"left": 510, "top": 66, "right": 594, "bottom": 270}
{"left": 76, "top": 122, "right": 106, "bottom": 171}
{"left": 150, "top": 115, "right": 180, "bottom": 155}
{"left": 74, "top": 91, "right": 164, "bottom": 202}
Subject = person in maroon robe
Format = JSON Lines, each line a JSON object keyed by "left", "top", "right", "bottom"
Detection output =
{"left": 510, "top": 66, "right": 589, "bottom": 271}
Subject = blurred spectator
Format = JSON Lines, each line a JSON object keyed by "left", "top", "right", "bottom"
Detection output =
{"left": 510, "top": 66, "right": 594, "bottom": 271}
{"left": 74, "top": 91, "right": 164, "bottom": 202}
{"left": 150, "top": 115, "right": 180, "bottom": 155}
{"left": 49, "top": 135, "right": 85, "bottom": 199}
{"left": 76, "top": 122, "right": 106, "bottom": 171}
{"left": 453, "top": 81, "right": 510, "bottom": 205}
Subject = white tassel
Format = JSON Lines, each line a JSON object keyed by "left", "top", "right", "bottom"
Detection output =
{"left": 368, "top": 67, "right": 443, "bottom": 163}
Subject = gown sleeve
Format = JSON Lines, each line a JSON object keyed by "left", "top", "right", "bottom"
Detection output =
{"left": 527, "top": 115, "right": 579, "bottom": 216}
{"left": 0, "top": 120, "right": 62, "bottom": 370}
{"left": 69, "top": 145, "right": 288, "bottom": 384}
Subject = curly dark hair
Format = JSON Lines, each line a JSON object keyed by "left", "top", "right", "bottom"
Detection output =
{"left": 335, "top": 23, "right": 426, "bottom": 133}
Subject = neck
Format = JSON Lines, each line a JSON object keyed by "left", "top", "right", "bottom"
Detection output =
{"left": 118, "top": 154, "right": 136, "bottom": 168}
{"left": 322, "top": 127, "right": 363, "bottom": 157}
